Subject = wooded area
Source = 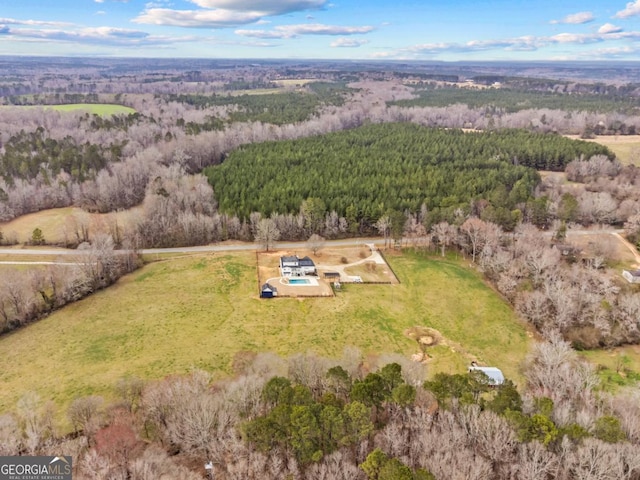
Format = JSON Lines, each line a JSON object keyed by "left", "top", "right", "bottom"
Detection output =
{"left": 206, "top": 123, "right": 611, "bottom": 224}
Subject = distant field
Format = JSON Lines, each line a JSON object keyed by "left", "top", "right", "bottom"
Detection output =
{"left": 273, "top": 79, "right": 318, "bottom": 87}
{"left": 0, "top": 250, "right": 532, "bottom": 424}
{"left": 0, "top": 207, "right": 140, "bottom": 245}
{"left": 565, "top": 134, "right": 640, "bottom": 166}
{"left": 0, "top": 104, "right": 136, "bottom": 116}
{"left": 230, "top": 88, "right": 284, "bottom": 96}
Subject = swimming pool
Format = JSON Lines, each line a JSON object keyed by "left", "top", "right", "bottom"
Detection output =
{"left": 289, "top": 278, "right": 311, "bottom": 285}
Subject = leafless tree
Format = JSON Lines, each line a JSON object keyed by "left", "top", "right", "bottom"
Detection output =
{"left": 15, "top": 392, "right": 55, "bottom": 454}
{"left": 255, "top": 218, "right": 281, "bottom": 252}
{"left": 376, "top": 215, "right": 391, "bottom": 248}
{"left": 523, "top": 336, "right": 599, "bottom": 422}
{"left": 459, "top": 217, "right": 490, "bottom": 263}
{"left": 68, "top": 395, "right": 104, "bottom": 442}
{"left": 565, "top": 438, "right": 628, "bottom": 480}
{"left": 431, "top": 222, "right": 457, "bottom": 257}
{"left": 307, "top": 234, "right": 326, "bottom": 256}
{"left": 515, "top": 441, "right": 559, "bottom": 480}
{"left": 578, "top": 191, "right": 619, "bottom": 225}
{"left": 0, "top": 414, "right": 21, "bottom": 455}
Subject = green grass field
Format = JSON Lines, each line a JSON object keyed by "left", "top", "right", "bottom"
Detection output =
{"left": 580, "top": 346, "right": 640, "bottom": 391}
{"left": 0, "top": 104, "right": 136, "bottom": 116}
{"left": 0, "top": 250, "right": 532, "bottom": 424}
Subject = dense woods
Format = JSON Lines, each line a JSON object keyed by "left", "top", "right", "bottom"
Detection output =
{"left": 206, "top": 123, "right": 611, "bottom": 224}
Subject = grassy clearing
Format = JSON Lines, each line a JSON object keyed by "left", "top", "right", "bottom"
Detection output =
{"left": 0, "top": 250, "right": 532, "bottom": 424}
{"left": 565, "top": 135, "right": 640, "bottom": 166}
{"left": 0, "top": 104, "right": 136, "bottom": 116}
{"left": 273, "top": 79, "right": 319, "bottom": 87}
{"left": 580, "top": 345, "right": 640, "bottom": 391}
{"left": 50, "top": 104, "right": 136, "bottom": 115}
{"left": 0, "top": 206, "right": 140, "bottom": 244}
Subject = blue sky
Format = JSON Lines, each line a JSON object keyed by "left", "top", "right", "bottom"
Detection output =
{"left": 1, "top": 0, "right": 640, "bottom": 60}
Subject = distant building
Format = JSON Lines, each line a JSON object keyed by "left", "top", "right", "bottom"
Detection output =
{"left": 469, "top": 364, "right": 505, "bottom": 386}
{"left": 622, "top": 269, "right": 640, "bottom": 284}
{"left": 260, "top": 283, "right": 278, "bottom": 298}
{"left": 280, "top": 255, "right": 316, "bottom": 277}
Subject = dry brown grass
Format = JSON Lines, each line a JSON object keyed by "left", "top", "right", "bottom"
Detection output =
{"left": 273, "top": 79, "right": 318, "bottom": 87}
{"left": 566, "top": 231, "right": 637, "bottom": 265}
{"left": 0, "top": 207, "right": 141, "bottom": 245}
{"left": 565, "top": 134, "right": 640, "bottom": 166}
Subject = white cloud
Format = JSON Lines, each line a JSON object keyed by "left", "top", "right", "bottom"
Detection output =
{"left": 378, "top": 27, "right": 640, "bottom": 59}
{"left": 95, "top": 0, "right": 105, "bottom": 3}
{"left": 0, "top": 17, "right": 72, "bottom": 27}
{"left": 234, "top": 28, "right": 284, "bottom": 39}
{"left": 133, "top": 8, "right": 263, "bottom": 27}
{"left": 550, "top": 11, "right": 594, "bottom": 24}
{"left": 330, "top": 37, "right": 368, "bottom": 47}
{"left": 190, "top": 0, "right": 326, "bottom": 15}
{"left": 615, "top": 0, "right": 640, "bottom": 18}
{"left": 236, "top": 23, "right": 374, "bottom": 38}
{"left": 134, "top": 0, "right": 328, "bottom": 28}
{"left": 95, "top": 10, "right": 107, "bottom": 15}
{"left": 0, "top": 25, "right": 197, "bottom": 47}
{"left": 598, "top": 23, "right": 623, "bottom": 34}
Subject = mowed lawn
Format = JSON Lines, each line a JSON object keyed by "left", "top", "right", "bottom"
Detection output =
{"left": 0, "top": 250, "right": 532, "bottom": 418}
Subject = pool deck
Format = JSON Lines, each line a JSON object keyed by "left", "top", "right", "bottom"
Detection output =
{"left": 262, "top": 275, "right": 332, "bottom": 297}
{"left": 280, "top": 276, "right": 320, "bottom": 286}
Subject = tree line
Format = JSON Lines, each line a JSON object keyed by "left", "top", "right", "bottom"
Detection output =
{"left": 391, "top": 84, "right": 640, "bottom": 116}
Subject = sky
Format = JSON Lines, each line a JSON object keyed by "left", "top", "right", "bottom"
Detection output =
{"left": 1, "top": 0, "right": 640, "bottom": 61}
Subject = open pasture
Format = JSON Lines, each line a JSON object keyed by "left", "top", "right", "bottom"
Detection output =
{"left": 0, "top": 250, "right": 532, "bottom": 422}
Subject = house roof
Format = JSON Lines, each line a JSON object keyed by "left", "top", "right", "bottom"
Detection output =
{"left": 626, "top": 269, "right": 640, "bottom": 277}
{"left": 299, "top": 256, "right": 315, "bottom": 267}
{"left": 324, "top": 271, "right": 340, "bottom": 277}
{"left": 281, "top": 256, "right": 299, "bottom": 264}
{"left": 469, "top": 366, "right": 505, "bottom": 385}
{"left": 261, "top": 283, "right": 277, "bottom": 292}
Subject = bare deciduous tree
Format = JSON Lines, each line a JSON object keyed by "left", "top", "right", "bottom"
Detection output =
{"left": 307, "top": 234, "right": 326, "bottom": 256}
{"left": 431, "top": 222, "right": 457, "bottom": 257}
{"left": 68, "top": 396, "right": 104, "bottom": 442}
{"left": 255, "top": 218, "right": 280, "bottom": 252}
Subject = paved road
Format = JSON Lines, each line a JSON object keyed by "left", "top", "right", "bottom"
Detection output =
{"left": 0, "top": 238, "right": 388, "bottom": 262}
{"left": 0, "top": 229, "right": 632, "bottom": 264}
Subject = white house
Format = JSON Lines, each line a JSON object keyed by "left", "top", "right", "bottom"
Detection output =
{"left": 280, "top": 255, "right": 316, "bottom": 277}
{"left": 622, "top": 269, "right": 640, "bottom": 284}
